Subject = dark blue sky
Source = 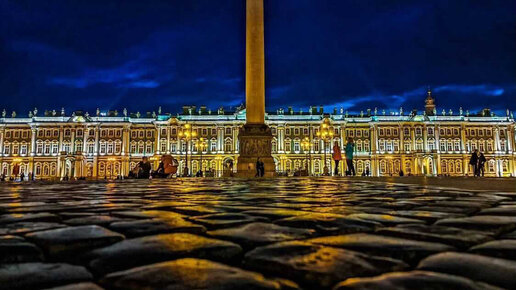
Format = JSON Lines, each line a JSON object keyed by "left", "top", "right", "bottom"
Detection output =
{"left": 1, "top": 0, "right": 515, "bottom": 115}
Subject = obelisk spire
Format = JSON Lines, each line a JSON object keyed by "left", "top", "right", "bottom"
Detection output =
{"left": 246, "top": 0, "right": 265, "bottom": 124}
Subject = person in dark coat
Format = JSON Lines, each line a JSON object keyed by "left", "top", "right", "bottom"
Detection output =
{"left": 478, "top": 152, "right": 487, "bottom": 177}
{"left": 137, "top": 157, "right": 152, "bottom": 179}
{"left": 255, "top": 158, "right": 261, "bottom": 177}
{"left": 469, "top": 150, "right": 478, "bottom": 176}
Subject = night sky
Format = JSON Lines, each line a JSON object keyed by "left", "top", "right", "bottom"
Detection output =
{"left": 1, "top": 0, "right": 515, "bottom": 116}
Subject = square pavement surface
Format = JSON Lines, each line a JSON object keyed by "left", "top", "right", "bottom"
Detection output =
{"left": 1, "top": 177, "right": 516, "bottom": 290}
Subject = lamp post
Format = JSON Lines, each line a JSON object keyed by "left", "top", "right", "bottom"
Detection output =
{"left": 301, "top": 137, "right": 310, "bottom": 176}
{"left": 317, "top": 118, "right": 334, "bottom": 176}
{"left": 178, "top": 123, "right": 196, "bottom": 176}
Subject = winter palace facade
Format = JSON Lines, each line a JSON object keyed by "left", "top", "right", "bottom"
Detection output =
{"left": 0, "top": 91, "right": 515, "bottom": 179}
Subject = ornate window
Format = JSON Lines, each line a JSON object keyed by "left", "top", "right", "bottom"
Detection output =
{"left": 224, "top": 139, "right": 232, "bottom": 152}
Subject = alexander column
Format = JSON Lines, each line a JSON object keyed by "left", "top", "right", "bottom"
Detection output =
{"left": 237, "top": 0, "right": 275, "bottom": 177}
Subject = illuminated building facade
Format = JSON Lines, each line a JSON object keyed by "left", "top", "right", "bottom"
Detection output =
{"left": 1, "top": 91, "right": 515, "bottom": 179}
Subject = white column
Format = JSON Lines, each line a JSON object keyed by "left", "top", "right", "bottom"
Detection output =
{"left": 94, "top": 127, "right": 100, "bottom": 155}
{"left": 494, "top": 127, "right": 501, "bottom": 152}
{"left": 0, "top": 128, "right": 4, "bottom": 157}
{"left": 58, "top": 127, "right": 64, "bottom": 152}
{"left": 166, "top": 126, "right": 171, "bottom": 154}
{"left": 70, "top": 129, "right": 76, "bottom": 154}
{"left": 30, "top": 128, "right": 37, "bottom": 156}
{"left": 156, "top": 126, "right": 161, "bottom": 155}
{"left": 82, "top": 127, "right": 87, "bottom": 153}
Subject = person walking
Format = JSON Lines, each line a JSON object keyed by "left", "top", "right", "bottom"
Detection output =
{"left": 478, "top": 152, "right": 486, "bottom": 177}
{"left": 469, "top": 149, "right": 478, "bottom": 177}
{"left": 255, "top": 158, "right": 261, "bottom": 177}
{"left": 332, "top": 141, "right": 342, "bottom": 176}
{"left": 345, "top": 137, "right": 356, "bottom": 176}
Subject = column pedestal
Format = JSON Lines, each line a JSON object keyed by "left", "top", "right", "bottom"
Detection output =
{"left": 237, "top": 124, "right": 275, "bottom": 177}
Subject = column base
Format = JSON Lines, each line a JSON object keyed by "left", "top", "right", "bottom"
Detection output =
{"left": 236, "top": 124, "right": 275, "bottom": 177}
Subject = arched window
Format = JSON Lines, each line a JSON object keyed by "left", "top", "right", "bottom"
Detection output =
{"left": 441, "top": 160, "right": 447, "bottom": 174}
{"left": 448, "top": 161, "right": 454, "bottom": 173}
{"left": 488, "top": 160, "right": 495, "bottom": 172}
{"left": 145, "top": 141, "right": 153, "bottom": 154}
{"left": 44, "top": 141, "right": 51, "bottom": 155}
{"left": 294, "top": 160, "right": 301, "bottom": 170}
{"left": 138, "top": 141, "right": 144, "bottom": 154}
{"left": 107, "top": 141, "right": 114, "bottom": 154}
{"left": 380, "top": 160, "right": 386, "bottom": 174}
{"left": 271, "top": 139, "right": 277, "bottom": 153}
{"left": 314, "top": 160, "right": 320, "bottom": 175}
{"left": 50, "top": 163, "right": 57, "bottom": 176}
{"left": 99, "top": 141, "right": 106, "bottom": 154}
{"left": 224, "top": 139, "right": 232, "bottom": 152}
{"left": 52, "top": 141, "right": 59, "bottom": 154}
{"left": 115, "top": 141, "right": 121, "bottom": 154}
{"left": 35, "top": 163, "right": 41, "bottom": 176}
{"left": 357, "top": 160, "right": 364, "bottom": 174}
{"left": 210, "top": 139, "right": 217, "bottom": 152}
{"left": 43, "top": 164, "right": 50, "bottom": 176}
{"left": 284, "top": 139, "right": 291, "bottom": 152}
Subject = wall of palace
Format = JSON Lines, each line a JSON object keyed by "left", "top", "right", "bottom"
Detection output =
{"left": 0, "top": 107, "right": 515, "bottom": 179}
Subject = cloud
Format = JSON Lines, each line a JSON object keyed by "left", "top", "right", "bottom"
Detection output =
{"left": 323, "top": 84, "right": 510, "bottom": 113}
{"left": 119, "top": 80, "right": 160, "bottom": 89}
{"left": 433, "top": 84, "right": 505, "bottom": 96}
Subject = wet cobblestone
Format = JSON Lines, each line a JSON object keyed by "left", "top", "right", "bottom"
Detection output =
{"left": 0, "top": 178, "right": 515, "bottom": 289}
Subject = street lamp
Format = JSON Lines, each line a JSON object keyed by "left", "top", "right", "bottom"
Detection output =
{"left": 196, "top": 137, "right": 207, "bottom": 177}
{"left": 317, "top": 118, "right": 334, "bottom": 176}
{"left": 301, "top": 137, "right": 310, "bottom": 176}
{"left": 178, "top": 123, "right": 197, "bottom": 176}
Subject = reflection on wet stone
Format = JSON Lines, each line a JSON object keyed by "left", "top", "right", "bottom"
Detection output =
{"left": 88, "top": 233, "right": 242, "bottom": 274}
{"left": 244, "top": 241, "right": 407, "bottom": 288}
{"left": 101, "top": 258, "right": 287, "bottom": 290}
{"left": 0, "top": 178, "right": 515, "bottom": 289}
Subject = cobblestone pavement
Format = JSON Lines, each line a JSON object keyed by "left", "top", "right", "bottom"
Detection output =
{"left": 1, "top": 178, "right": 516, "bottom": 290}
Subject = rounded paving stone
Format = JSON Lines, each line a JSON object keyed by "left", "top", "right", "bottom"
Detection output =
{"left": 376, "top": 224, "right": 493, "bottom": 249}
{"left": 244, "top": 241, "right": 408, "bottom": 289}
{"left": 0, "top": 262, "right": 93, "bottom": 290}
{"left": 478, "top": 206, "right": 516, "bottom": 216}
{"left": 0, "top": 235, "right": 43, "bottom": 263}
{"left": 435, "top": 215, "right": 516, "bottom": 235}
{"left": 207, "top": 222, "right": 314, "bottom": 248}
{"left": 44, "top": 282, "right": 104, "bottom": 290}
{"left": 25, "top": 225, "right": 125, "bottom": 259}
{"left": 0, "top": 213, "right": 61, "bottom": 225}
{"left": 333, "top": 270, "right": 500, "bottom": 290}
{"left": 101, "top": 258, "right": 287, "bottom": 290}
{"left": 108, "top": 218, "right": 206, "bottom": 238}
{"left": 417, "top": 251, "right": 516, "bottom": 289}
{"left": 0, "top": 222, "right": 67, "bottom": 235}
{"left": 469, "top": 239, "right": 516, "bottom": 260}
{"left": 88, "top": 233, "right": 242, "bottom": 275}
{"left": 306, "top": 233, "right": 454, "bottom": 264}
{"left": 345, "top": 213, "right": 425, "bottom": 226}
{"left": 63, "top": 215, "right": 124, "bottom": 226}
{"left": 274, "top": 213, "right": 379, "bottom": 234}
{"left": 189, "top": 213, "right": 269, "bottom": 229}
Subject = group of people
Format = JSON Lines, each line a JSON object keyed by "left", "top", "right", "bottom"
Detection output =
{"left": 332, "top": 137, "right": 356, "bottom": 176}
{"left": 128, "top": 155, "right": 179, "bottom": 179}
{"left": 469, "top": 149, "right": 487, "bottom": 177}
